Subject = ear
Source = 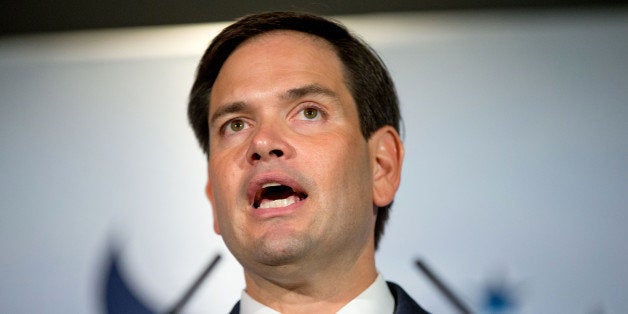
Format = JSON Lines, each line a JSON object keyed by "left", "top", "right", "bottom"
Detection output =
{"left": 205, "top": 178, "right": 221, "bottom": 235}
{"left": 368, "top": 126, "right": 404, "bottom": 207}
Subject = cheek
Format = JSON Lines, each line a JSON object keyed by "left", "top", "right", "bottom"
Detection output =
{"left": 311, "top": 135, "right": 372, "bottom": 194}
{"left": 207, "top": 157, "right": 239, "bottom": 208}
{"left": 208, "top": 150, "right": 236, "bottom": 179}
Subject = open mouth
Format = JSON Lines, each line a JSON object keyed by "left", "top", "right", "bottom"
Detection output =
{"left": 253, "top": 183, "right": 308, "bottom": 209}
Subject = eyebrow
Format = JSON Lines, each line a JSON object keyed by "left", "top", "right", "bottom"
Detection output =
{"left": 209, "top": 101, "right": 248, "bottom": 126}
{"left": 282, "top": 84, "right": 339, "bottom": 102}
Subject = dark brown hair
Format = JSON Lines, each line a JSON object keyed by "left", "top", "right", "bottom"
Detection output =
{"left": 188, "top": 11, "right": 400, "bottom": 249}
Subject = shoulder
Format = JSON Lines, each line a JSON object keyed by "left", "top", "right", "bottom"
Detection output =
{"left": 387, "top": 281, "right": 430, "bottom": 314}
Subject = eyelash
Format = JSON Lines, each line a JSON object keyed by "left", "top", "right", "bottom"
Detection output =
{"left": 220, "top": 118, "right": 250, "bottom": 135}
{"left": 295, "top": 103, "right": 327, "bottom": 121}
{"left": 217, "top": 103, "right": 328, "bottom": 136}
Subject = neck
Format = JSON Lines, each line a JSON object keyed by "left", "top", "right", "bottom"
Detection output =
{"left": 243, "top": 241, "right": 377, "bottom": 313}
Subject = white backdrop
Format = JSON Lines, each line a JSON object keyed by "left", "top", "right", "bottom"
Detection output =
{"left": 1, "top": 9, "right": 627, "bottom": 313}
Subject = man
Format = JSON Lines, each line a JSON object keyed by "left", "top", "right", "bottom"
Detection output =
{"left": 188, "top": 11, "right": 429, "bottom": 313}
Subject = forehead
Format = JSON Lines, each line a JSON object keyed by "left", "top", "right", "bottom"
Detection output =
{"left": 239, "top": 30, "right": 338, "bottom": 54}
{"left": 222, "top": 30, "right": 342, "bottom": 78}
{"left": 209, "top": 30, "right": 349, "bottom": 107}
{"left": 231, "top": 30, "right": 340, "bottom": 66}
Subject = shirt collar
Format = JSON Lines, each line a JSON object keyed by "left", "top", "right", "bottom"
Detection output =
{"left": 240, "top": 289, "right": 279, "bottom": 314}
{"left": 240, "top": 274, "right": 394, "bottom": 314}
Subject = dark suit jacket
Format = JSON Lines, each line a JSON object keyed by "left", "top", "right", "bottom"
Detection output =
{"left": 229, "top": 281, "right": 429, "bottom": 314}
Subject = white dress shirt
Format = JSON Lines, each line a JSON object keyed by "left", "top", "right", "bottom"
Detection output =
{"left": 240, "top": 274, "right": 395, "bottom": 314}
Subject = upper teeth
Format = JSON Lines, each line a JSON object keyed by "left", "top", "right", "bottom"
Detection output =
{"left": 262, "top": 182, "right": 281, "bottom": 188}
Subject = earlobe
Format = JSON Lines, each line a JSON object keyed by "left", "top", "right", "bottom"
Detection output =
{"left": 369, "top": 126, "right": 404, "bottom": 207}
{"left": 205, "top": 180, "right": 221, "bottom": 235}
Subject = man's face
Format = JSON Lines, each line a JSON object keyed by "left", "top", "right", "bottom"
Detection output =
{"left": 206, "top": 31, "right": 379, "bottom": 273}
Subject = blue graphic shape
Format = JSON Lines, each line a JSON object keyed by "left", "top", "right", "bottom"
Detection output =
{"left": 104, "top": 249, "right": 156, "bottom": 314}
{"left": 481, "top": 281, "right": 517, "bottom": 313}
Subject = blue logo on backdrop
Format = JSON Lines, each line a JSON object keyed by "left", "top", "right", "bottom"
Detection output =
{"left": 104, "top": 248, "right": 155, "bottom": 313}
{"left": 103, "top": 246, "right": 222, "bottom": 314}
{"left": 103, "top": 247, "right": 518, "bottom": 313}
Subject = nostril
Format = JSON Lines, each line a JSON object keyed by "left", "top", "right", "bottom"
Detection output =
{"left": 250, "top": 149, "right": 284, "bottom": 162}
{"left": 270, "top": 149, "right": 284, "bottom": 157}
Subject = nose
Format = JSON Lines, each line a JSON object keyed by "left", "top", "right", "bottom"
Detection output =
{"left": 246, "top": 123, "right": 294, "bottom": 164}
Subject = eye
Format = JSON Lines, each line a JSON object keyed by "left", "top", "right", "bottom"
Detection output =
{"left": 300, "top": 107, "right": 320, "bottom": 120}
{"left": 222, "top": 119, "right": 248, "bottom": 134}
{"left": 230, "top": 120, "right": 245, "bottom": 131}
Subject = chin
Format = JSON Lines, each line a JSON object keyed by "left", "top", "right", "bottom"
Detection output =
{"left": 251, "top": 233, "right": 314, "bottom": 267}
